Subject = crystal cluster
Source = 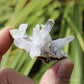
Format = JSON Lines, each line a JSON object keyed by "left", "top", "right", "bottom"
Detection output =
{"left": 10, "top": 19, "right": 74, "bottom": 63}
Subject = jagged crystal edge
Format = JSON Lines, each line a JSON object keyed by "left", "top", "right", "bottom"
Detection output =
{"left": 10, "top": 19, "right": 74, "bottom": 59}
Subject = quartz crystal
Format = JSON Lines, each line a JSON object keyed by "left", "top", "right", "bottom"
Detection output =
{"left": 10, "top": 19, "right": 74, "bottom": 63}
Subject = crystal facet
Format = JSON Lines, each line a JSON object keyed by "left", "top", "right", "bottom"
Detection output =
{"left": 10, "top": 19, "right": 74, "bottom": 63}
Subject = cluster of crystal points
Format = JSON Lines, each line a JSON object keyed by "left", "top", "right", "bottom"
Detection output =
{"left": 10, "top": 19, "right": 74, "bottom": 59}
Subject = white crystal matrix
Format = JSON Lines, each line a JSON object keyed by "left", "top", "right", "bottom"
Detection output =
{"left": 10, "top": 19, "right": 74, "bottom": 59}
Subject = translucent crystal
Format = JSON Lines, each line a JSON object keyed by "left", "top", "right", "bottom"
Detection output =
{"left": 10, "top": 19, "right": 74, "bottom": 63}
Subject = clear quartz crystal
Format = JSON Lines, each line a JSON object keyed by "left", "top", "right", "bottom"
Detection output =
{"left": 10, "top": 19, "right": 74, "bottom": 63}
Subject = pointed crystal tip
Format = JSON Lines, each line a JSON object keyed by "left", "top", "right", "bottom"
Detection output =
{"left": 48, "top": 19, "right": 55, "bottom": 25}
{"left": 43, "top": 19, "right": 55, "bottom": 33}
{"left": 66, "top": 35, "right": 75, "bottom": 41}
